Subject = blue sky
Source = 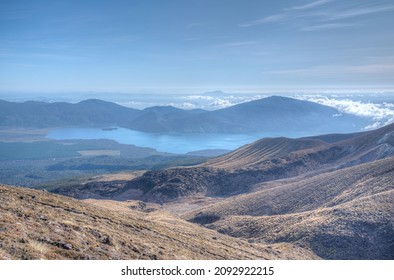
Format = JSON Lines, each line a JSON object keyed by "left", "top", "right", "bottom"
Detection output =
{"left": 1, "top": 0, "right": 394, "bottom": 93}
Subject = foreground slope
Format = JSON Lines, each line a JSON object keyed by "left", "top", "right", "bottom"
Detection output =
{"left": 0, "top": 185, "right": 317, "bottom": 260}
{"left": 186, "top": 157, "right": 394, "bottom": 259}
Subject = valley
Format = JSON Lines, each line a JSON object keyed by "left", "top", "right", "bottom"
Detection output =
{"left": 0, "top": 96, "right": 393, "bottom": 260}
{"left": 2, "top": 0, "right": 394, "bottom": 269}
{"left": 43, "top": 122, "right": 394, "bottom": 260}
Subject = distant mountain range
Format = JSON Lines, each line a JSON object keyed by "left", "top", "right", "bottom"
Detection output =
{"left": 0, "top": 96, "right": 371, "bottom": 135}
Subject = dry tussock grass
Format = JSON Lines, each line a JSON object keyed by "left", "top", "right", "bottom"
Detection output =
{"left": 186, "top": 157, "right": 394, "bottom": 259}
{"left": 0, "top": 184, "right": 318, "bottom": 260}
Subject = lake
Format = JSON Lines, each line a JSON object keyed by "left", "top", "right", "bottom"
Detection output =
{"left": 46, "top": 127, "right": 279, "bottom": 154}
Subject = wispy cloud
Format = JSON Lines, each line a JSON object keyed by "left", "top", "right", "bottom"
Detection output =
{"left": 239, "top": 14, "right": 286, "bottom": 27}
{"left": 0, "top": 51, "right": 84, "bottom": 61}
{"left": 239, "top": 0, "right": 331, "bottom": 27}
{"left": 182, "top": 37, "right": 201, "bottom": 41}
{"left": 1, "top": 62, "right": 45, "bottom": 68}
{"left": 322, "top": 4, "right": 394, "bottom": 20}
{"left": 267, "top": 63, "right": 394, "bottom": 76}
{"left": 215, "top": 41, "right": 258, "bottom": 48}
{"left": 345, "top": 63, "right": 394, "bottom": 74}
{"left": 0, "top": 4, "right": 38, "bottom": 20}
{"left": 110, "top": 35, "right": 139, "bottom": 44}
{"left": 286, "top": 0, "right": 332, "bottom": 11}
{"left": 47, "top": 14, "right": 104, "bottom": 25}
{"left": 239, "top": 1, "right": 394, "bottom": 31}
{"left": 186, "top": 22, "right": 208, "bottom": 29}
{"left": 266, "top": 65, "right": 337, "bottom": 76}
{"left": 299, "top": 23, "right": 358, "bottom": 31}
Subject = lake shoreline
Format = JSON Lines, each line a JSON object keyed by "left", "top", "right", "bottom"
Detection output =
{"left": 45, "top": 126, "right": 278, "bottom": 154}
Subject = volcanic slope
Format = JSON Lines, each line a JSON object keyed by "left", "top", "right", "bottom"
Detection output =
{"left": 0, "top": 184, "right": 318, "bottom": 260}
{"left": 205, "top": 137, "right": 327, "bottom": 169}
{"left": 186, "top": 157, "right": 394, "bottom": 259}
{"left": 203, "top": 122, "right": 394, "bottom": 170}
{"left": 109, "top": 123, "right": 394, "bottom": 202}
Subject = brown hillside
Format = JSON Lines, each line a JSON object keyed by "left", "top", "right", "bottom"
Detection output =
{"left": 208, "top": 190, "right": 394, "bottom": 259}
{"left": 107, "top": 123, "right": 394, "bottom": 203}
{"left": 205, "top": 137, "right": 327, "bottom": 169}
{"left": 186, "top": 157, "right": 394, "bottom": 259}
{"left": 204, "top": 123, "right": 394, "bottom": 170}
{"left": 0, "top": 184, "right": 318, "bottom": 260}
{"left": 187, "top": 156, "right": 394, "bottom": 217}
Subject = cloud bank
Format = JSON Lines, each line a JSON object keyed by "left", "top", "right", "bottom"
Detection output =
{"left": 296, "top": 95, "right": 394, "bottom": 130}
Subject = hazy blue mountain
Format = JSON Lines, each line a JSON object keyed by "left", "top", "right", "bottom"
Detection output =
{"left": 0, "top": 99, "right": 140, "bottom": 128}
{"left": 0, "top": 96, "right": 371, "bottom": 135}
{"left": 205, "top": 96, "right": 369, "bottom": 133}
{"left": 127, "top": 106, "right": 206, "bottom": 133}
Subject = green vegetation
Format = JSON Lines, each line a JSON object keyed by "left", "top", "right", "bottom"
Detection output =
{"left": 0, "top": 139, "right": 207, "bottom": 188}
{"left": 46, "top": 155, "right": 207, "bottom": 172}
{"left": 0, "top": 142, "right": 80, "bottom": 160}
{"left": 0, "top": 139, "right": 160, "bottom": 161}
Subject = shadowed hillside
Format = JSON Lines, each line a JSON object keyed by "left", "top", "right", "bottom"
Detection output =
{"left": 187, "top": 157, "right": 394, "bottom": 217}
{"left": 186, "top": 157, "right": 394, "bottom": 259}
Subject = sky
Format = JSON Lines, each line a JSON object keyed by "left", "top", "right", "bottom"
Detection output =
{"left": 1, "top": 0, "right": 394, "bottom": 93}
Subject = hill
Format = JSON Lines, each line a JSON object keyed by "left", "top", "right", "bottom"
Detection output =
{"left": 187, "top": 156, "right": 394, "bottom": 217}
{"left": 0, "top": 184, "right": 318, "bottom": 260}
{"left": 0, "top": 99, "right": 140, "bottom": 128}
{"left": 103, "top": 123, "right": 394, "bottom": 203}
{"left": 204, "top": 122, "right": 394, "bottom": 170}
{"left": 0, "top": 96, "right": 370, "bottom": 135}
{"left": 186, "top": 157, "right": 394, "bottom": 259}
{"left": 205, "top": 137, "right": 327, "bottom": 169}
{"left": 206, "top": 96, "right": 368, "bottom": 134}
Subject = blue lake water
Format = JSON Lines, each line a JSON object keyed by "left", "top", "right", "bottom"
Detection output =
{"left": 46, "top": 127, "right": 276, "bottom": 154}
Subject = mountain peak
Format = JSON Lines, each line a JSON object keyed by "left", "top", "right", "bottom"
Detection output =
{"left": 202, "top": 90, "right": 227, "bottom": 96}
{"left": 77, "top": 99, "right": 111, "bottom": 105}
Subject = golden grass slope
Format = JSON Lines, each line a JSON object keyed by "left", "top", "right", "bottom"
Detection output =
{"left": 186, "top": 157, "right": 394, "bottom": 259}
{"left": 188, "top": 157, "right": 394, "bottom": 217}
{"left": 0, "top": 184, "right": 318, "bottom": 260}
{"left": 205, "top": 137, "right": 326, "bottom": 169}
{"left": 204, "top": 123, "right": 394, "bottom": 171}
{"left": 208, "top": 190, "right": 394, "bottom": 259}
